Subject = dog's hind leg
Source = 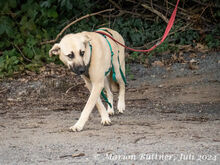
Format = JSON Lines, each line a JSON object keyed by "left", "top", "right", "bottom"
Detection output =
{"left": 117, "top": 79, "right": 125, "bottom": 114}
{"left": 109, "top": 71, "right": 119, "bottom": 93}
{"left": 111, "top": 62, "right": 125, "bottom": 114}
{"left": 97, "top": 97, "right": 112, "bottom": 125}
{"left": 115, "top": 58, "right": 126, "bottom": 114}
{"left": 105, "top": 78, "right": 114, "bottom": 115}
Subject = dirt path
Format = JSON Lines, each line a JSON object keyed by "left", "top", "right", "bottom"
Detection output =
{"left": 0, "top": 52, "right": 220, "bottom": 165}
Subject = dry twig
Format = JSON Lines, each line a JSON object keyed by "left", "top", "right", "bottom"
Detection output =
{"left": 59, "top": 153, "right": 85, "bottom": 159}
{"left": 65, "top": 82, "right": 84, "bottom": 94}
{"left": 108, "top": 0, "right": 121, "bottom": 10}
{"left": 191, "top": 0, "right": 220, "bottom": 8}
{"left": 134, "top": 23, "right": 192, "bottom": 50}
{"left": 134, "top": 136, "right": 146, "bottom": 143}
{"left": 102, "top": 10, "right": 154, "bottom": 21}
{"left": 40, "top": 8, "right": 114, "bottom": 45}
{"left": 14, "top": 44, "right": 32, "bottom": 62}
{"left": 141, "top": 3, "right": 169, "bottom": 23}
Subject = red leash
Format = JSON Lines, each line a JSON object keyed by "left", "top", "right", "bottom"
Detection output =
{"left": 96, "top": 0, "right": 180, "bottom": 53}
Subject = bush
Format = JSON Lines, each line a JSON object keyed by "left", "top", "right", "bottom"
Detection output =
{"left": 0, "top": 0, "right": 219, "bottom": 78}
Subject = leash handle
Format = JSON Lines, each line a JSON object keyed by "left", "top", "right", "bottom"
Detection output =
{"left": 96, "top": 0, "right": 180, "bottom": 53}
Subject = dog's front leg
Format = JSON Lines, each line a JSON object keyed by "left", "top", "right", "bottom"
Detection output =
{"left": 83, "top": 77, "right": 111, "bottom": 125}
{"left": 70, "top": 83, "right": 104, "bottom": 132}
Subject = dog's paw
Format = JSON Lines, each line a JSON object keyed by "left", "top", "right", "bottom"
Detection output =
{"left": 107, "top": 108, "right": 114, "bottom": 116}
{"left": 69, "top": 124, "right": 83, "bottom": 132}
{"left": 117, "top": 102, "right": 125, "bottom": 114}
{"left": 101, "top": 117, "right": 111, "bottom": 126}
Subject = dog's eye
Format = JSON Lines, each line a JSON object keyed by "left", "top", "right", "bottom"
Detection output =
{"left": 67, "top": 52, "right": 74, "bottom": 59}
{"left": 80, "top": 50, "right": 85, "bottom": 57}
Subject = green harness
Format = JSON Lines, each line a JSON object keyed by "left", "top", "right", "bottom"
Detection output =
{"left": 95, "top": 29, "right": 127, "bottom": 108}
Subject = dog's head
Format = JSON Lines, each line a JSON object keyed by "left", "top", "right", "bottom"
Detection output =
{"left": 49, "top": 32, "right": 91, "bottom": 75}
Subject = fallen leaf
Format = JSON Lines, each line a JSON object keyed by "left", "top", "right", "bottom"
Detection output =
{"left": 190, "top": 59, "right": 197, "bottom": 63}
{"left": 144, "top": 58, "right": 149, "bottom": 67}
{"left": 189, "top": 53, "right": 197, "bottom": 58}
{"left": 201, "top": 55, "right": 206, "bottom": 59}
{"left": 166, "top": 67, "right": 171, "bottom": 71}
{"left": 195, "top": 43, "right": 208, "bottom": 53}
{"left": 178, "top": 56, "right": 186, "bottom": 63}
{"left": 152, "top": 61, "right": 164, "bottom": 67}
{"left": 158, "top": 84, "right": 164, "bottom": 88}
{"left": 178, "top": 45, "right": 193, "bottom": 51}
{"left": 179, "top": 51, "right": 184, "bottom": 56}
{"left": 40, "top": 66, "right": 46, "bottom": 72}
{"left": 171, "top": 54, "right": 177, "bottom": 61}
{"left": 189, "top": 59, "right": 199, "bottom": 70}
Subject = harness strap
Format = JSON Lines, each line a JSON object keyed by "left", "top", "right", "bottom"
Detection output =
{"left": 96, "top": 29, "right": 116, "bottom": 80}
{"left": 117, "top": 51, "right": 127, "bottom": 85}
{"left": 100, "top": 34, "right": 115, "bottom": 108}
{"left": 103, "top": 35, "right": 117, "bottom": 82}
{"left": 96, "top": 30, "right": 127, "bottom": 84}
{"left": 101, "top": 89, "right": 112, "bottom": 108}
{"left": 96, "top": 29, "right": 127, "bottom": 108}
{"left": 87, "top": 41, "right": 112, "bottom": 108}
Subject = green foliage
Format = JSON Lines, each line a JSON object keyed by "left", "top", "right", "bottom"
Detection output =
{"left": 113, "top": 18, "right": 166, "bottom": 47}
{"left": 0, "top": 0, "right": 96, "bottom": 78}
{"left": 0, "top": 0, "right": 219, "bottom": 78}
{"left": 0, "top": 49, "right": 21, "bottom": 78}
{"left": 175, "top": 30, "right": 199, "bottom": 46}
{"left": 205, "top": 25, "right": 220, "bottom": 49}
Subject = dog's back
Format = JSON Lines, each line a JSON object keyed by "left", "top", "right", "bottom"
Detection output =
{"left": 98, "top": 28, "right": 126, "bottom": 92}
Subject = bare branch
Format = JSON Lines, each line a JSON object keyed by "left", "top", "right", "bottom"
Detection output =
{"left": 65, "top": 83, "right": 84, "bottom": 94}
{"left": 40, "top": 8, "right": 114, "bottom": 45}
{"left": 141, "top": 4, "right": 169, "bottom": 23}
{"left": 14, "top": 44, "right": 32, "bottom": 62}
{"left": 102, "top": 10, "right": 154, "bottom": 21}
{"left": 108, "top": 0, "right": 121, "bottom": 10}
{"left": 191, "top": 0, "right": 220, "bottom": 8}
{"left": 134, "top": 23, "right": 192, "bottom": 50}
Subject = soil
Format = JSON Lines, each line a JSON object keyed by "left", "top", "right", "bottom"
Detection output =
{"left": 0, "top": 52, "right": 220, "bottom": 165}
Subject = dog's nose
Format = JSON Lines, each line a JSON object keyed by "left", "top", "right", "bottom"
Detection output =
{"left": 73, "top": 66, "right": 86, "bottom": 75}
{"left": 78, "top": 67, "right": 86, "bottom": 74}
{"left": 69, "top": 65, "right": 86, "bottom": 75}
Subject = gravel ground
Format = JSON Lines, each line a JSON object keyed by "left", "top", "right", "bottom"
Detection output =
{"left": 0, "top": 52, "right": 219, "bottom": 165}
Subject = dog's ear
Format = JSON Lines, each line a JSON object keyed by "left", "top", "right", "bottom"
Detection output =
{"left": 82, "top": 32, "right": 91, "bottom": 45}
{"left": 49, "top": 43, "right": 60, "bottom": 57}
{"left": 84, "top": 34, "right": 91, "bottom": 43}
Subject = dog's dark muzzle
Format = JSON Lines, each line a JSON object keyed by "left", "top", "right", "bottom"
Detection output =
{"left": 70, "top": 65, "right": 86, "bottom": 75}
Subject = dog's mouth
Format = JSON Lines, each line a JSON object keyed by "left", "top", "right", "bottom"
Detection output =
{"left": 69, "top": 65, "right": 86, "bottom": 75}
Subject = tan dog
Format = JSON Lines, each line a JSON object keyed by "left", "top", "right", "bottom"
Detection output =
{"left": 49, "top": 28, "right": 126, "bottom": 132}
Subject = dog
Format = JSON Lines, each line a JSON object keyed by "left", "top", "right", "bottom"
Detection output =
{"left": 49, "top": 28, "right": 126, "bottom": 131}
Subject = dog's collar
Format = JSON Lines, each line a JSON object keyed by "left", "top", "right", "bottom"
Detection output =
{"left": 84, "top": 42, "right": 92, "bottom": 78}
